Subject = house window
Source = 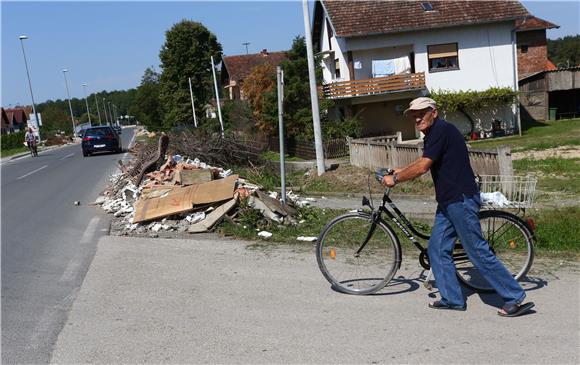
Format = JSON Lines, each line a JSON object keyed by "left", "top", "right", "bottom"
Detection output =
{"left": 520, "top": 45, "right": 529, "bottom": 53}
{"left": 334, "top": 59, "right": 341, "bottom": 79}
{"left": 427, "top": 43, "right": 459, "bottom": 72}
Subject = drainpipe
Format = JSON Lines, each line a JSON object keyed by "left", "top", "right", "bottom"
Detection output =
{"left": 511, "top": 27, "right": 522, "bottom": 136}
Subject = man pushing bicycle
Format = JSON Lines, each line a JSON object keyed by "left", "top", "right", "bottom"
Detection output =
{"left": 381, "top": 97, "right": 534, "bottom": 317}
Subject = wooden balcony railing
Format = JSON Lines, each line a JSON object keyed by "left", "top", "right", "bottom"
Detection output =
{"left": 320, "top": 72, "right": 426, "bottom": 99}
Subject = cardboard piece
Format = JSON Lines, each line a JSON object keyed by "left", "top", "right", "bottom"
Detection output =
{"left": 188, "top": 198, "right": 237, "bottom": 233}
{"left": 190, "top": 175, "right": 238, "bottom": 205}
{"left": 179, "top": 169, "right": 213, "bottom": 186}
{"left": 133, "top": 175, "right": 238, "bottom": 223}
{"left": 133, "top": 187, "right": 195, "bottom": 223}
{"left": 255, "top": 190, "right": 298, "bottom": 216}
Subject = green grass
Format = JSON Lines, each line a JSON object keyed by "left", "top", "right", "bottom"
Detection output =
{"left": 468, "top": 118, "right": 580, "bottom": 152}
{"left": 529, "top": 207, "right": 580, "bottom": 253}
{"left": 0, "top": 146, "right": 29, "bottom": 158}
{"left": 261, "top": 151, "right": 305, "bottom": 162}
{"left": 513, "top": 157, "right": 580, "bottom": 198}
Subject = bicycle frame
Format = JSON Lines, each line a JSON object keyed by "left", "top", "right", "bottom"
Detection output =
{"left": 362, "top": 189, "right": 430, "bottom": 253}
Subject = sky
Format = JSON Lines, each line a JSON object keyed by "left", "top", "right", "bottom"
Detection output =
{"left": 2, "top": 0, "right": 579, "bottom": 107}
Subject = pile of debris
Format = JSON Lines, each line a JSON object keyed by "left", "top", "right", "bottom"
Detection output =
{"left": 95, "top": 134, "right": 311, "bottom": 238}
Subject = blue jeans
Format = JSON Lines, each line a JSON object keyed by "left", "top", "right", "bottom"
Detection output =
{"left": 428, "top": 194, "right": 526, "bottom": 307}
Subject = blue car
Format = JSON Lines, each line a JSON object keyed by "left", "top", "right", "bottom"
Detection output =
{"left": 81, "top": 126, "right": 122, "bottom": 157}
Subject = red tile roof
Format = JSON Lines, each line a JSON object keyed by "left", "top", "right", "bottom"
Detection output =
{"left": 545, "top": 60, "right": 558, "bottom": 71}
{"left": 222, "top": 50, "right": 288, "bottom": 82}
{"left": 515, "top": 16, "right": 559, "bottom": 31}
{"left": 319, "top": 0, "right": 530, "bottom": 38}
{"left": 4, "top": 108, "right": 28, "bottom": 124}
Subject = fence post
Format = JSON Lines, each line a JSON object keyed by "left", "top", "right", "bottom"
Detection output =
{"left": 497, "top": 146, "right": 513, "bottom": 177}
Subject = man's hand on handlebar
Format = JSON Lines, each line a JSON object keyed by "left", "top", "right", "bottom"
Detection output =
{"left": 375, "top": 168, "right": 398, "bottom": 187}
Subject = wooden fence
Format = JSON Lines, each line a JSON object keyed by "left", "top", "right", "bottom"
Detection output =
{"left": 265, "top": 137, "right": 349, "bottom": 160}
{"left": 348, "top": 136, "right": 512, "bottom": 176}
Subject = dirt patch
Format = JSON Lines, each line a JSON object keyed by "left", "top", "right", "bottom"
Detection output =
{"left": 512, "top": 146, "right": 580, "bottom": 160}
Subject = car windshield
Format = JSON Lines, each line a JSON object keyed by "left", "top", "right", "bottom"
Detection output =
{"left": 84, "top": 127, "right": 114, "bottom": 137}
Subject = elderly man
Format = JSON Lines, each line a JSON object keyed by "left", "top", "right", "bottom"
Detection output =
{"left": 382, "top": 97, "right": 534, "bottom": 317}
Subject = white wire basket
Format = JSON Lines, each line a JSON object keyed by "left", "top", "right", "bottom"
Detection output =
{"left": 477, "top": 175, "right": 537, "bottom": 209}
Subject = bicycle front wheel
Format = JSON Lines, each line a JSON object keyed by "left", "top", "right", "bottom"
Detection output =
{"left": 454, "top": 210, "right": 535, "bottom": 292}
{"left": 316, "top": 212, "right": 401, "bottom": 295}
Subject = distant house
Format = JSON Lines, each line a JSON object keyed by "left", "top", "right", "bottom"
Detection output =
{"left": 313, "top": 0, "right": 544, "bottom": 139}
{"left": 1, "top": 108, "right": 12, "bottom": 134}
{"left": 4, "top": 108, "right": 28, "bottom": 132}
{"left": 221, "top": 49, "right": 288, "bottom": 101}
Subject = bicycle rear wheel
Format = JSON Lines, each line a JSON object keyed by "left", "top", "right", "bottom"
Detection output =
{"left": 454, "top": 210, "right": 534, "bottom": 292}
{"left": 316, "top": 212, "right": 401, "bottom": 295}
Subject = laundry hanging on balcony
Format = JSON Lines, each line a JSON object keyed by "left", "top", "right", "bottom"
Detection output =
{"left": 372, "top": 56, "right": 411, "bottom": 78}
{"left": 372, "top": 59, "right": 395, "bottom": 78}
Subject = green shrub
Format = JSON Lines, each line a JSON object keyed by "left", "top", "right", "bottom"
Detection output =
{"left": 1, "top": 131, "right": 26, "bottom": 150}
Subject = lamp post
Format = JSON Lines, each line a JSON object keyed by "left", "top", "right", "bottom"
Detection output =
{"left": 81, "top": 83, "right": 92, "bottom": 126}
{"left": 107, "top": 102, "right": 113, "bottom": 125}
{"left": 18, "top": 35, "right": 41, "bottom": 139}
{"left": 94, "top": 93, "right": 102, "bottom": 125}
{"left": 62, "top": 69, "right": 76, "bottom": 135}
{"left": 102, "top": 98, "right": 109, "bottom": 124}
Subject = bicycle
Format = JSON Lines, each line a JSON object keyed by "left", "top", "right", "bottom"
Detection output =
{"left": 27, "top": 140, "right": 38, "bottom": 157}
{"left": 315, "top": 170, "right": 536, "bottom": 295}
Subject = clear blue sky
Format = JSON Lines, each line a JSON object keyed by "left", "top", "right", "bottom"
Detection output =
{"left": 2, "top": 1, "right": 578, "bottom": 107}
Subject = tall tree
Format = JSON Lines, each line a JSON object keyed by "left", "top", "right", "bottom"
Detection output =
{"left": 548, "top": 35, "right": 580, "bottom": 68}
{"left": 130, "top": 67, "right": 162, "bottom": 129}
{"left": 159, "top": 20, "right": 222, "bottom": 129}
{"left": 241, "top": 63, "right": 276, "bottom": 131}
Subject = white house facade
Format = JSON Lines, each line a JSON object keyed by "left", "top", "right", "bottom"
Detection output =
{"left": 314, "top": 0, "right": 532, "bottom": 139}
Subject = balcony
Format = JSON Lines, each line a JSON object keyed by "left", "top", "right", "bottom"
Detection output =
{"left": 320, "top": 72, "right": 426, "bottom": 99}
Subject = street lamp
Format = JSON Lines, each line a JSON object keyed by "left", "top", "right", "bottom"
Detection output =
{"left": 81, "top": 83, "right": 92, "bottom": 126}
{"left": 18, "top": 35, "right": 41, "bottom": 139}
{"left": 102, "top": 98, "right": 109, "bottom": 124}
{"left": 94, "top": 93, "right": 102, "bottom": 125}
{"left": 62, "top": 69, "right": 76, "bottom": 135}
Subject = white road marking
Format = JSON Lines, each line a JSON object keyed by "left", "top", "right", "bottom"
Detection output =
{"left": 59, "top": 152, "right": 75, "bottom": 160}
{"left": 59, "top": 216, "right": 100, "bottom": 282}
{"left": 16, "top": 165, "right": 48, "bottom": 180}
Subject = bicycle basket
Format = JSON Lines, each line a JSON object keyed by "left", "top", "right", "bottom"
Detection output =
{"left": 477, "top": 175, "right": 537, "bottom": 209}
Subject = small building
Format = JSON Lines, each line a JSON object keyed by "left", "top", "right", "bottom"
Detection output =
{"left": 221, "top": 49, "right": 287, "bottom": 101}
{"left": 1, "top": 107, "right": 13, "bottom": 134}
{"left": 519, "top": 66, "right": 580, "bottom": 121}
{"left": 3, "top": 107, "right": 28, "bottom": 132}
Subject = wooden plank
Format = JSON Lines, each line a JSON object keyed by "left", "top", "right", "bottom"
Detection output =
{"left": 179, "top": 169, "right": 213, "bottom": 186}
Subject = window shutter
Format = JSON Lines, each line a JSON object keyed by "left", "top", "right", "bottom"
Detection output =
{"left": 428, "top": 43, "right": 458, "bottom": 59}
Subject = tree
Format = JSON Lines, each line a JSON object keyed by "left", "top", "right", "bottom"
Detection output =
{"left": 130, "top": 67, "right": 163, "bottom": 129}
{"left": 159, "top": 20, "right": 222, "bottom": 129}
{"left": 241, "top": 63, "right": 276, "bottom": 131}
{"left": 548, "top": 35, "right": 580, "bottom": 68}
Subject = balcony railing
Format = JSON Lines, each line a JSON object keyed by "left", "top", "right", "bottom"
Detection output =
{"left": 321, "top": 72, "right": 426, "bottom": 99}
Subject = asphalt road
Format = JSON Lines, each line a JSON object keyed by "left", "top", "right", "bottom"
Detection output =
{"left": 1, "top": 127, "right": 136, "bottom": 364}
{"left": 51, "top": 235, "right": 579, "bottom": 364}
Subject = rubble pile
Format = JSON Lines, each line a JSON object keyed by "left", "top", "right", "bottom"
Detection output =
{"left": 96, "top": 134, "right": 310, "bottom": 238}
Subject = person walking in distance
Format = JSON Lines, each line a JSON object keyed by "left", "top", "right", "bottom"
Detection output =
{"left": 24, "top": 127, "right": 38, "bottom": 157}
{"left": 381, "top": 97, "right": 534, "bottom": 317}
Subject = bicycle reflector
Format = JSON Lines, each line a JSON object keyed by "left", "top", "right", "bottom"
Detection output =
{"left": 329, "top": 248, "right": 336, "bottom": 259}
{"left": 527, "top": 218, "right": 536, "bottom": 232}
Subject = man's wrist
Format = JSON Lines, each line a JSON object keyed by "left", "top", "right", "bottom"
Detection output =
{"left": 392, "top": 173, "right": 399, "bottom": 185}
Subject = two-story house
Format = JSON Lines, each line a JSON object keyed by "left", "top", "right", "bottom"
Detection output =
{"left": 313, "top": 0, "right": 534, "bottom": 140}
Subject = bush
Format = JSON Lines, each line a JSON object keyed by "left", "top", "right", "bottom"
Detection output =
{"left": 1, "top": 131, "right": 26, "bottom": 150}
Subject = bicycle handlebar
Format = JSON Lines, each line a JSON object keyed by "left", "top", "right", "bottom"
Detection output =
{"left": 374, "top": 168, "right": 394, "bottom": 183}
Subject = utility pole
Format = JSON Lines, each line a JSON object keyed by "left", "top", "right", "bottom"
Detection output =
{"left": 242, "top": 42, "right": 250, "bottom": 54}
{"left": 302, "top": 0, "right": 325, "bottom": 175}
{"left": 277, "top": 66, "right": 286, "bottom": 204}
{"left": 188, "top": 77, "right": 198, "bottom": 127}
{"left": 94, "top": 93, "right": 102, "bottom": 125}
{"left": 210, "top": 55, "right": 224, "bottom": 137}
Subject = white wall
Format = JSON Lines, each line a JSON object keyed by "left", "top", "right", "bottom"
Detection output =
{"left": 319, "top": 15, "right": 349, "bottom": 82}
{"left": 345, "top": 22, "right": 517, "bottom": 92}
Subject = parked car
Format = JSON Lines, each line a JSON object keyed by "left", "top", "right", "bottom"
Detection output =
{"left": 81, "top": 126, "right": 122, "bottom": 157}
{"left": 113, "top": 125, "right": 122, "bottom": 134}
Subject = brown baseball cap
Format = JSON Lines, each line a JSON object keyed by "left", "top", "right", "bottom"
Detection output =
{"left": 403, "top": 97, "right": 437, "bottom": 116}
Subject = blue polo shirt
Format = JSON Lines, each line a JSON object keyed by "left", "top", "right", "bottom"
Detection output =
{"left": 423, "top": 118, "right": 478, "bottom": 208}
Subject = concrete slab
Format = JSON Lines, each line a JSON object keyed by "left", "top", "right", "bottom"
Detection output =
{"left": 51, "top": 235, "right": 579, "bottom": 364}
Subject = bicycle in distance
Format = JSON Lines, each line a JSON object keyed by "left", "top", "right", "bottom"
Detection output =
{"left": 315, "top": 169, "right": 537, "bottom": 295}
